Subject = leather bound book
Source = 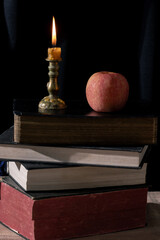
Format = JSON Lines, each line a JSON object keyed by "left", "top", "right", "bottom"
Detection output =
{"left": 13, "top": 99, "right": 158, "bottom": 146}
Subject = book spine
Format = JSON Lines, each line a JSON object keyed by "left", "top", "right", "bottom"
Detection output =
{"left": 14, "top": 115, "right": 21, "bottom": 143}
{"left": 14, "top": 114, "right": 158, "bottom": 145}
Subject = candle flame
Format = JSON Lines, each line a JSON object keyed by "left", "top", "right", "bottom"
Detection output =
{"left": 52, "top": 16, "right": 56, "bottom": 46}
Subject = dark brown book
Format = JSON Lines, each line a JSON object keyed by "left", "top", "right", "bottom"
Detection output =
{"left": 0, "top": 176, "right": 148, "bottom": 240}
{"left": 13, "top": 99, "right": 158, "bottom": 146}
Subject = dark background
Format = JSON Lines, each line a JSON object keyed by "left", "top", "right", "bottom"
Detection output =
{"left": 0, "top": 0, "right": 160, "bottom": 187}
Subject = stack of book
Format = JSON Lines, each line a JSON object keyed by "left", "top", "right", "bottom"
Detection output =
{"left": 0, "top": 99, "right": 158, "bottom": 240}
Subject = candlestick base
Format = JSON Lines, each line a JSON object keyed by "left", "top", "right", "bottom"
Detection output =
{"left": 39, "top": 96, "right": 67, "bottom": 111}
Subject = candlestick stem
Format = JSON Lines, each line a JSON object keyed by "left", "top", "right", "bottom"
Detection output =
{"left": 39, "top": 59, "right": 67, "bottom": 111}
{"left": 48, "top": 61, "right": 59, "bottom": 97}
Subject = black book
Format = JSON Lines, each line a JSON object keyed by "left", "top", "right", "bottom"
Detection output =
{"left": 13, "top": 99, "right": 158, "bottom": 146}
{"left": 0, "top": 126, "right": 149, "bottom": 168}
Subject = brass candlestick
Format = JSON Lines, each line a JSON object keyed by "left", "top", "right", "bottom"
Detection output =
{"left": 39, "top": 58, "right": 67, "bottom": 111}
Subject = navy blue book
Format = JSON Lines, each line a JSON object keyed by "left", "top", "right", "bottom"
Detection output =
{"left": 0, "top": 161, "right": 6, "bottom": 176}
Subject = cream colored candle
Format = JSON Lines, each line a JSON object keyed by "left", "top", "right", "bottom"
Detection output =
{"left": 48, "top": 47, "right": 61, "bottom": 60}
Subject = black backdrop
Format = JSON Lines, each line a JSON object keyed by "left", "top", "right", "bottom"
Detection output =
{"left": 1, "top": 0, "right": 160, "bottom": 130}
{"left": 1, "top": 0, "right": 160, "bottom": 188}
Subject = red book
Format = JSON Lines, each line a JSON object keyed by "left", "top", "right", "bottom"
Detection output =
{"left": 0, "top": 177, "right": 147, "bottom": 240}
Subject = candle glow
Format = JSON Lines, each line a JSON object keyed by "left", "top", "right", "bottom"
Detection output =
{"left": 52, "top": 16, "right": 56, "bottom": 46}
{"left": 48, "top": 16, "right": 61, "bottom": 61}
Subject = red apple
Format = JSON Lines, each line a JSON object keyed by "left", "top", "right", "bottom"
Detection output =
{"left": 86, "top": 71, "right": 129, "bottom": 112}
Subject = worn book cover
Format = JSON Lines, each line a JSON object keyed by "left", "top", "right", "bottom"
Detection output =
{"left": 0, "top": 176, "right": 147, "bottom": 240}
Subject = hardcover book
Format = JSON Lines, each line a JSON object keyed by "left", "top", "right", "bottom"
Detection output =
{"left": 0, "top": 176, "right": 148, "bottom": 240}
{"left": 0, "top": 126, "right": 149, "bottom": 168}
{"left": 0, "top": 161, "right": 6, "bottom": 176}
{"left": 13, "top": 99, "right": 158, "bottom": 146}
{"left": 8, "top": 161, "right": 147, "bottom": 191}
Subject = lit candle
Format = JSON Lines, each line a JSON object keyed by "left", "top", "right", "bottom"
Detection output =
{"left": 48, "top": 16, "right": 61, "bottom": 61}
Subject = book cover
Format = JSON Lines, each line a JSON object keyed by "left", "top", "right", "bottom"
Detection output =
{"left": 0, "top": 176, "right": 148, "bottom": 240}
{"left": 13, "top": 99, "right": 158, "bottom": 146}
{"left": 0, "top": 126, "right": 150, "bottom": 168}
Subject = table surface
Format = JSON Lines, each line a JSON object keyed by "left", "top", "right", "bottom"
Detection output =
{"left": 0, "top": 192, "right": 160, "bottom": 240}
